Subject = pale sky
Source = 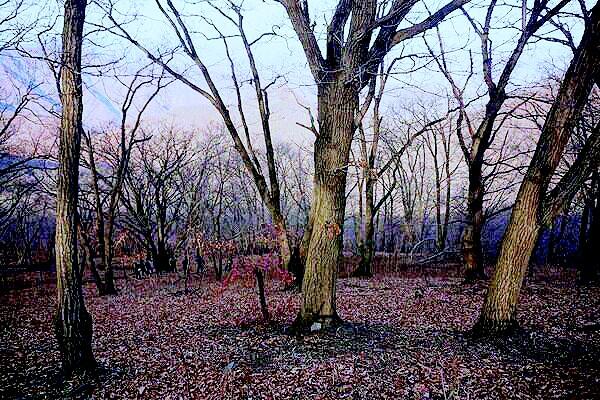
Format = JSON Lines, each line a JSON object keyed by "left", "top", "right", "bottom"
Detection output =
{"left": 1, "top": 0, "right": 589, "bottom": 149}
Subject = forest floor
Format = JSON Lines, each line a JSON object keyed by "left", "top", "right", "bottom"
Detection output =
{"left": 1, "top": 268, "right": 600, "bottom": 399}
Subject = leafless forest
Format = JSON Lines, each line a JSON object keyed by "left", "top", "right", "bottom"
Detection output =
{"left": 1, "top": 0, "right": 599, "bottom": 398}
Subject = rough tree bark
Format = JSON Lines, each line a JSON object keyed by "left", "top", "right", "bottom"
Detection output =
{"left": 279, "top": 0, "right": 471, "bottom": 329}
{"left": 296, "top": 82, "right": 357, "bottom": 327}
{"left": 55, "top": 0, "right": 96, "bottom": 375}
{"left": 474, "top": 5, "right": 600, "bottom": 335}
{"left": 462, "top": 161, "right": 486, "bottom": 281}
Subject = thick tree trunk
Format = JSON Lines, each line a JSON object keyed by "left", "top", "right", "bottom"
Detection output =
{"left": 54, "top": 0, "right": 96, "bottom": 376}
{"left": 294, "top": 82, "right": 356, "bottom": 329}
{"left": 463, "top": 162, "right": 486, "bottom": 282}
{"left": 474, "top": 182, "right": 542, "bottom": 334}
{"left": 474, "top": 9, "right": 600, "bottom": 335}
{"left": 156, "top": 237, "right": 170, "bottom": 273}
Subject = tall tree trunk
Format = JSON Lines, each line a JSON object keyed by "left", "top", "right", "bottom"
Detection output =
{"left": 440, "top": 131, "right": 452, "bottom": 250}
{"left": 353, "top": 177, "right": 374, "bottom": 277}
{"left": 55, "top": 0, "right": 96, "bottom": 376}
{"left": 474, "top": 9, "right": 600, "bottom": 334}
{"left": 254, "top": 267, "right": 270, "bottom": 321}
{"left": 463, "top": 161, "right": 486, "bottom": 282}
{"left": 85, "top": 136, "right": 117, "bottom": 295}
{"left": 294, "top": 82, "right": 356, "bottom": 329}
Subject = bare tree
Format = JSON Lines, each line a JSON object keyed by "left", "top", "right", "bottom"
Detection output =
{"left": 0, "top": 0, "right": 38, "bottom": 53}
{"left": 474, "top": 3, "right": 600, "bottom": 335}
{"left": 0, "top": 1, "right": 48, "bottom": 234}
{"left": 121, "top": 128, "right": 195, "bottom": 272}
{"left": 351, "top": 91, "right": 450, "bottom": 277}
{"left": 54, "top": 0, "right": 96, "bottom": 376}
{"left": 426, "top": 0, "right": 575, "bottom": 281}
{"left": 98, "top": 0, "right": 303, "bottom": 281}
{"left": 275, "top": 0, "right": 471, "bottom": 328}
{"left": 78, "top": 65, "right": 169, "bottom": 295}
{"left": 424, "top": 120, "right": 456, "bottom": 252}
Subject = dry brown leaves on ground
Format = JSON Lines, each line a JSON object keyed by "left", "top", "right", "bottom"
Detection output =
{"left": 1, "top": 271, "right": 599, "bottom": 399}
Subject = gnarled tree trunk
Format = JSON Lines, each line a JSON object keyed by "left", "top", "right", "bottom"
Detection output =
{"left": 55, "top": 0, "right": 96, "bottom": 375}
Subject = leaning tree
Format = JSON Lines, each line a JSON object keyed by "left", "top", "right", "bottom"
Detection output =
{"left": 426, "top": 0, "right": 576, "bottom": 282}
{"left": 474, "top": 2, "right": 600, "bottom": 335}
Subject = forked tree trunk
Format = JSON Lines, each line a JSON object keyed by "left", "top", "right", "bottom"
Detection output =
{"left": 474, "top": 9, "right": 600, "bottom": 335}
{"left": 294, "top": 82, "right": 357, "bottom": 329}
{"left": 54, "top": 0, "right": 96, "bottom": 375}
{"left": 463, "top": 162, "right": 486, "bottom": 282}
{"left": 85, "top": 137, "right": 117, "bottom": 295}
{"left": 80, "top": 232, "right": 105, "bottom": 295}
{"left": 276, "top": 0, "right": 470, "bottom": 331}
